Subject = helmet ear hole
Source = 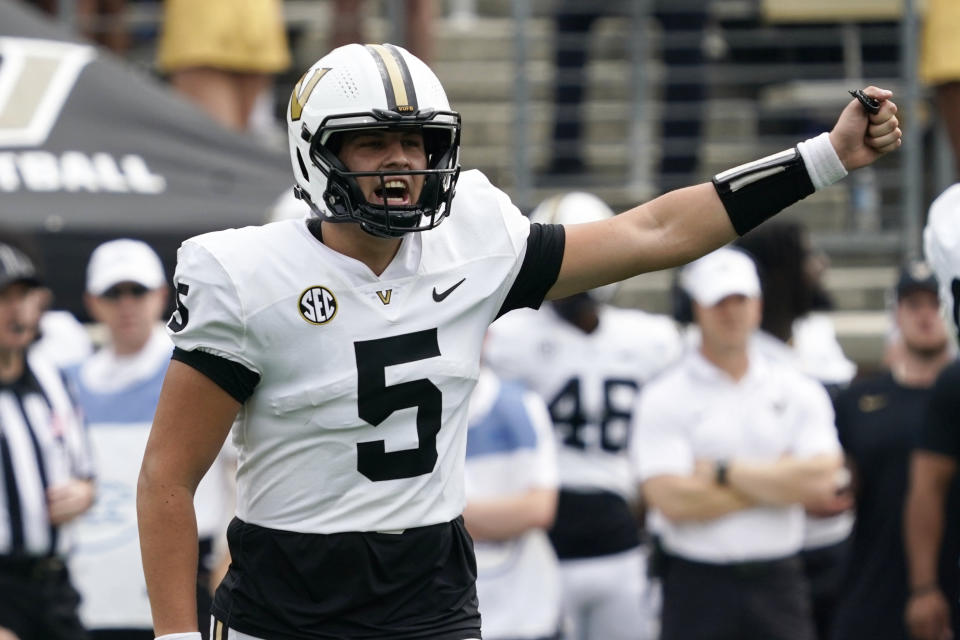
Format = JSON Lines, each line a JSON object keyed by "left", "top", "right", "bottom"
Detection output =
{"left": 296, "top": 149, "right": 310, "bottom": 181}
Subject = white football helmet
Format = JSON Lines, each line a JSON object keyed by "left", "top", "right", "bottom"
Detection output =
{"left": 529, "top": 191, "right": 618, "bottom": 303}
{"left": 924, "top": 183, "right": 960, "bottom": 340}
{"left": 286, "top": 43, "right": 461, "bottom": 237}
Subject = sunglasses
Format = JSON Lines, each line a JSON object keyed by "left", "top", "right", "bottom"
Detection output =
{"left": 101, "top": 284, "right": 150, "bottom": 300}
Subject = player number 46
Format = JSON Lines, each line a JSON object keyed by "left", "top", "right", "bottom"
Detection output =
{"left": 548, "top": 377, "right": 638, "bottom": 453}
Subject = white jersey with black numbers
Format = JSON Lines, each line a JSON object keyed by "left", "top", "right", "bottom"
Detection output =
{"left": 167, "top": 170, "right": 551, "bottom": 535}
{"left": 485, "top": 304, "right": 682, "bottom": 499}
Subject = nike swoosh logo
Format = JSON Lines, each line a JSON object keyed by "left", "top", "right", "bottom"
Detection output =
{"left": 432, "top": 278, "right": 466, "bottom": 302}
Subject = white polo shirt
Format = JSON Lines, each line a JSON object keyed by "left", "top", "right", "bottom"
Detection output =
{"left": 753, "top": 327, "right": 855, "bottom": 550}
{"left": 631, "top": 346, "right": 840, "bottom": 564}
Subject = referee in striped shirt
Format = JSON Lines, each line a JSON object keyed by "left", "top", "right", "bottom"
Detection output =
{"left": 0, "top": 235, "right": 96, "bottom": 640}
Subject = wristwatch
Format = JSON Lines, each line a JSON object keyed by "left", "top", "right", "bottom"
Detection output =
{"left": 715, "top": 459, "right": 729, "bottom": 486}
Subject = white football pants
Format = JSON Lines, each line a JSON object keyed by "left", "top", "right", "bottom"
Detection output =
{"left": 558, "top": 546, "right": 660, "bottom": 640}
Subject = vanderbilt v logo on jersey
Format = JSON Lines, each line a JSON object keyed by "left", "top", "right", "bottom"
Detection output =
{"left": 299, "top": 286, "right": 337, "bottom": 325}
{"left": 376, "top": 289, "right": 392, "bottom": 305}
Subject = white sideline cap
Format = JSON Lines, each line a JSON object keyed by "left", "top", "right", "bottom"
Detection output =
{"left": 86, "top": 239, "right": 165, "bottom": 295}
{"left": 681, "top": 246, "right": 761, "bottom": 307}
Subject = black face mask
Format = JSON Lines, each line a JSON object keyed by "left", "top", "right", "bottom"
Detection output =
{"left": 307, "top": 110, "right": 462, "bottom": 238}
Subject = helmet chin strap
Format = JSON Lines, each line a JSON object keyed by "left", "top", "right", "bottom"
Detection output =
{"left": 293, "top": 185, "right": 320, "bottom": 212}
{"left": 296, "top": 183, "right": 417, "bottom": 239}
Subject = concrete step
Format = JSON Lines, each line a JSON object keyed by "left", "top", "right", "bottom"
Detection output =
{"left": 458, "top": 100, "right": 631, "bottom": 146}
{"left": 437, "top": 58, "right": 636, "bottom": 103}
{"left": 290, "top": 16, "right": 637, "bottom": 68}
{"left": 458, "top": 96, "right": 755, "bottom": 147}
{"left": 829, "top": 311, "right": 890, "bottom": 370}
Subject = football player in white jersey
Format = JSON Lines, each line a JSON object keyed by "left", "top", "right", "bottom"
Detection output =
{"left": 136, "top": 40, "right": 901, "bottom": 640}
{"left": 485, "top": 192, "right": 681, "bottom": 640}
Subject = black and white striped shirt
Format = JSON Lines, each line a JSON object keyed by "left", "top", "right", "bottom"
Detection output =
{"left": 0, "top": 349, "right": 93, "bottom": 557}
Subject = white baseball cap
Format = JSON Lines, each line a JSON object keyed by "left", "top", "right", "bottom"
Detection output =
{"left": 86, "top": 239, "right": 165, "bottom": 296}
{"left": 681, "top": 246, "right": 762, "bottom": 307}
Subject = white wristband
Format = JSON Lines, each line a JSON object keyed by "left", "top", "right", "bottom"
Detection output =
{"left": 155, "top": 633, "right": 202, "bottom": 640}
{"left": 796, "top": 132, "right": 847, "bottom": 191}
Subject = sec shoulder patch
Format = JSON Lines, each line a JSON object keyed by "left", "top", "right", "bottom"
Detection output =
{"left": 299, "top": 285, "right": 338, "bottom": 325}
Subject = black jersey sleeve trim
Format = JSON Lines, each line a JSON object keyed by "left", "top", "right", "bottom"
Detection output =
{"left": 171, "top": 347, "right": 260, "bottom": 404}
{"left": 496, "top": 223, "right": 566, "bottom": 318}
{"left": 920, "top": 361, "right": 960, "bottom": 458}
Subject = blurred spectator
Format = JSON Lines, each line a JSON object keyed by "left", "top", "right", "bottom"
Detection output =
{"left": 922, "top": 0, "right": 960, "bottom": 178}
{"left": 448, "top": 0, "right": 476, "bottom": 28}
{"left": 634, "top": 247, "right": 845, "bottom": 640}
{"left": 736, "top": 221, "right": 856, "bottom": 395}
{"left": 831, "top": 262, "right": 957, "bottom": 640}
{"left": 32, "top": 305, "right": 94, "bottom": 370}
{"left": 544, "top": 0, "right": 708, "bottom": 192}
{"left": 65, "top": 240, "right": 235, "bottom": 640}
{"left": 21, "top": 0, "right": 129, "bottom": 52}
{"left": 904, "top": 183, "right": 960, "bottom": 640}
{"left": 0, "top": 232, "right": 95, "bottom": 640}
{"left": 903, "top": 363, "right": 960, "bottom": 640}
{"left": 462, "top": 366, "right": 561, "bottom": 640}
{"left": 156, "top": 0, "right": 291, "bottom": 131}
{"left": 485, "top": 193, "right": 680, "bottom": 640}
{"left": 737, "top": 221, "right": 855, "bottom": 640}
{"left": 331, "top": 0, "right": 435, "bottom": 63}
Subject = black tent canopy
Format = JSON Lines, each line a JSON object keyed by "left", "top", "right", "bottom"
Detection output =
{"left": 0, "top": 1, "right": 295, "bottom": 317}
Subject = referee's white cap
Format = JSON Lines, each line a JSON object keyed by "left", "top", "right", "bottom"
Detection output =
{"left": 681, "top": 246, "right": 761, "bottom": 307}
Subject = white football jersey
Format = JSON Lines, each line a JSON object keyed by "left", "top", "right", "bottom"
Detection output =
{"left": 168, "top": 170, "right": 546, "bottom": 535}
{"left": 485, "top": 304, "right": 682, "bottom": 499}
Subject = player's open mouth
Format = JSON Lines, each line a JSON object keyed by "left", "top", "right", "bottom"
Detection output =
{"left": 373, "top": 180, "right": 411, "bottom": 205}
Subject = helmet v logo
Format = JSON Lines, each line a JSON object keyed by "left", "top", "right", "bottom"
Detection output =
{"left": 289, "top": 68, "right": 329, "bottom": 121}
{"left": 0, "top": 37, "right": 95, "bottom": 148}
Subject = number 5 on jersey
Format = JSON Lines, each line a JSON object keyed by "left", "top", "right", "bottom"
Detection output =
{"left": 354, "top": 330, "right": 442, "bottom": 481}
{"left": 168, "top": 282, "right": 190, "bottom": 332}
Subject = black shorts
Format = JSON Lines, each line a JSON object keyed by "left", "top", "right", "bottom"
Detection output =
{"left": 0, "top": 555, "right": 88, "bottom": 640}
{"left": 212, "top": 516, "right": 481, "bottom": 639}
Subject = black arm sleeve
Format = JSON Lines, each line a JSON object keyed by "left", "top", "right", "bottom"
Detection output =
{"left": 712, "top": 148, "right": 815, "bottom": 236}
{"left": 496, "top": 223, "right": 566, "bottom": 318}
{"left": 171, "top": 347, "right": 260, "bottom": 404}
{"left": 919, "top": 360, "right": 960, "bottom": 459}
